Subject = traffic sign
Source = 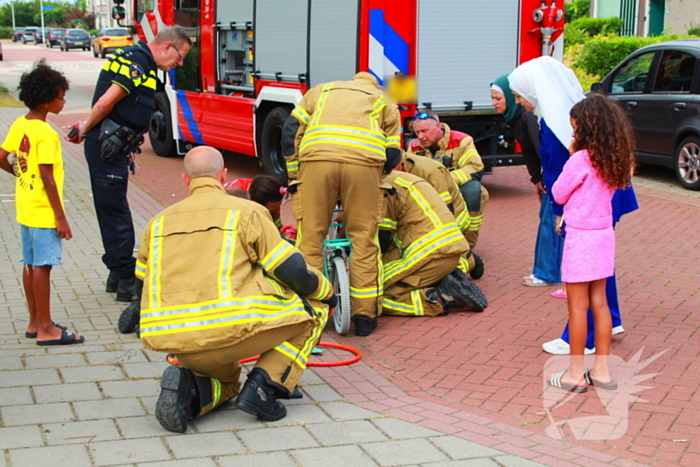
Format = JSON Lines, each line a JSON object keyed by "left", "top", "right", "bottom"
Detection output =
{"left": 43, "top": 5, "right": 54, "bottom": 10}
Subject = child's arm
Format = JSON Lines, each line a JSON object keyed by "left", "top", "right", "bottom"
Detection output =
{"left": 0, "top": 148, "right": 14, "bottom": 175}
{"left": 39, "top": 164, "right": 72, "bottom": 240}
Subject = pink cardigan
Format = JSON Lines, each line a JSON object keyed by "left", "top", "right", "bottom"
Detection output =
{"left": 551, "top": 149, "right": 615, "bottom": 230}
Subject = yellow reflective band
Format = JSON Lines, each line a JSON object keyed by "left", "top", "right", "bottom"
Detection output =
{"left": 411, "top": 290, "right": 425, "bottom": 316}
{"left": 274, "top": 342, "right": 307, "bottom": 369}
{"left": 135, "top": 260, "right": 146, "bottom": 279}
{"left": 286, "top": 160, "right": 299, "bottom": 171}
{"left": 259, "top": 241, "right": 294, "bottom": 271}
{"left": 350, "top": 286, "right": 382, "bottom": 299}
{"left": 265, "top": 275, "right": 285, "bottom": 297}
{"left": 386, "top": 135, "right": 401, "bottom": 148}
{"left": 305, "top": 125, "right": 386, "bottom": 145}
{"left": 439, "top": 191, "right": 452, "bottom": 203}
{"left": 309, "top": 82, "right": 334, "bottom": 127}
{"left": 457, "top": 256, "right": 469, "bottom": 274}
{"left": 468, "top": 215, "right": 483, "bottom": 231}
{"left": 379, "top": 218, "right": 397, "bottom": 229}
{"left": 212, "top": 378, "right": 222, "bottom": 408}
{"left": 217, "top": 210, "right": 240, "bottom": 299}
{"left": 382, "top": 296, "right": 416, "bottom": 314}
{"left": 299, "top": 305, "right": 328, "bottom": 361}
{"left": 294, "top": 219, "right": 303, "bottom": 248}
{"left": 148, "top": 217, "right": 165, "bottom": 309}
{"left": 310, "top": 276, "right": 332, "bottom": 301}
{"left": 456, "top": 209, "right": 470, "bottom": 231}
{"left": 300, "top": 136, "right": 386, "bottom": 157}
{"left": 452, "top": 170, "right": 469, "bottom": 185}
{"left": 292, "top": 106, "right": 310, "bottom": 125}
{"left": 372, "top": 96, "right": 386, "bottom": 111}
{"left": 458, "top": 149, "right": 478, "bottom": 168}
{"left": 395, "top": 177, "right": 442, "bottom": 228}
{"left": 274, "top": 217, "right": 283, "bottom": 229}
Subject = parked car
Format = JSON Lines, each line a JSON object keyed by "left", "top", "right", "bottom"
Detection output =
{"left": 46, "top": 28, "right": 66, "bottom": 48}
{"left": 21, "top": 27, "right": 38, "bottom": 44}
{"left": 61, "top": 29, "right": 91, "bottom": 51}
{"left": 11, "top": 27, "right": 25, "bottom": 42}
{"left": 33, "top": 28, "right": 51, "bottom": 44}
{"left": 593, "top": 38, "right": 700, "bottom": 190}
{"left": 92, "top": 28, "right": 133, "bottom": 58}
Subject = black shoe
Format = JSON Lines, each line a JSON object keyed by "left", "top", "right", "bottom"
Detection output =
{"left": 116, "top": 276, "right": 137, "bottom": 302}
{"left": 235, "top": 369, "right": 287, "bottom": 421}
{"left": 434, "top": 270, "right": 488, "bottom": 312}
{"left": 155, "top": 366, "right": 197, "bottom": 433}
{"left": 118, "top": 300, "right": 140, "bottom": 334}
{"left": 106, "top": 271, "right": 119, "bottom": 293}
{"left": 352, "top": 315, "right": 377, "bottom": 337}
{"left": 469, "top": 253, "right": 485, "bottom": 280}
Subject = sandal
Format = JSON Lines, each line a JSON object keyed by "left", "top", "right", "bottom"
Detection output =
{"left": 37, "top": 329, "right": 85, "bottom": 346}
{"left": 551, "top": 287, "right": 568, "bottom": 299}
{"left": 584, "top": 370, "right": 618, "bottom": 390}
{"left": 523, "top": 274, "right": 558, "bottom": 287}
{"left": 25, "top": 321, "right": 68, "bottom": 338}
{"left": 548, "top": 371, "right": 587, "bottom": 393}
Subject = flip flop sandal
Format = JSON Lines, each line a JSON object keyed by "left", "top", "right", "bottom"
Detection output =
{"left": 551, "top": 287, "right": 568, "bottom": 299}
{"left": 25, "top": 321, "right": 68, "bottom": 338}
{"left": 37, "top": 329, "right": 85, "bottom": 346}
{"left": 524, "top": 276, "right": 554, "bottom": 287}
{"left": 584, "top": 370, "right": 618, "bottom": 390}
{"left": 548, "top": 371, "right": 587, "bottom": 393}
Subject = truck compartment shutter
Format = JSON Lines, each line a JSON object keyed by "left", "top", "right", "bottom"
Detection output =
{"left": 254, "top": 0, "right": 308, "bottom": 82}
{"left": 217, "top": 0, "right": 253, "bottom": 26}
{"left": 309, "top": 0, "right": 359, "bottom": 87}
{"left": 417, "top": 0, "right": 519, "bottom": 111}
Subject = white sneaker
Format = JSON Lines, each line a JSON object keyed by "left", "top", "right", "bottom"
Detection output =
{"left": 542, "top": 338, "right": 595, "bottom": 355}
{"left": 612, "top": 326, "right": 625, "bottom": 335}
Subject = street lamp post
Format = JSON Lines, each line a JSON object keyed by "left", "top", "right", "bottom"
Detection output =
{"left": 40, "top": 0, "right": 45, "bottom": 44}
{"left": 10, "top": 2, "right": 15, "bottom": 30}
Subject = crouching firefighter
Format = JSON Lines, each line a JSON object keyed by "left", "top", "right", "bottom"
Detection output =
{"left": 123, "top": 147, "right": 336, "bottom": 433}
{"left": 379, "top": 171, "right": 488, "bottom": 317}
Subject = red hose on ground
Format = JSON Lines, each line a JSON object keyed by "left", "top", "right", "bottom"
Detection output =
{"left": 239, "top": 341, "right": 362, "bottom": 367}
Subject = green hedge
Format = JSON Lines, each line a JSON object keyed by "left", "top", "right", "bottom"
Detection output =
{"left": 570, "top": 17, "right": 624, "bottom": 36}
{"left": 688, "top": 24, "right": 700, "bottom": 36}
{"left": 577, "top": 35, "right": 695, "bottom": 77}
{"left": 0, "top": 27, "right": 12, "bottom": 39}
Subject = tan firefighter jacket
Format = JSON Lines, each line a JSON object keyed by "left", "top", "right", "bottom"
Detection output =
{"left": 135, "top": 178, "right": 333, "bottom": 354}
{"left": 407, "top": 123, "right": 484, "bottom": 186}
{"left": 285, "top": 72, "right": 401, "bottom": 179}
{"left": 379, "top": 171, "right": 469, "bottom": 287}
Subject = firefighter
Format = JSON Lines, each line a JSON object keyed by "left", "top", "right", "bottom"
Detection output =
{"left": 134, "top": 146, "right": 335, "bottom": 433}
{"left": 407, "top": 110, "right": 489, "bottom": 249}
{"left": 380, "top": 171, "right": 488, "bottom": 317}
{"left": 281, "top": 72, "right": 402, "bottom": 337}
{"left": 399, "top": 152, "right": 484, "bottom": 279}
{"left": 66, "top": 27, "right": 192, "bottom": 303}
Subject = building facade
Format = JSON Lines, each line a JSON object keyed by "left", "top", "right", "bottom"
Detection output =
{"left": 590, "top": 0, "right": 700, "bottom": 36}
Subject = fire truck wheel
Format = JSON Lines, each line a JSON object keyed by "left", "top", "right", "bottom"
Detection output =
{"left": 149, "top": 93, "right": 178, "bottom": 157}
{"left": 260, "top": 106, "right": 291, "bottom": 185}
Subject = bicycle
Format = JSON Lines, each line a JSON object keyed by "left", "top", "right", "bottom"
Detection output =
{"left": 323, "top": 207, "right": 352, "bottom": 335}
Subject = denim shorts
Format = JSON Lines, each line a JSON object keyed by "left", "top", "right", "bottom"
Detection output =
{"left": 20, "top": 225, "right": 63, "bottom": 266}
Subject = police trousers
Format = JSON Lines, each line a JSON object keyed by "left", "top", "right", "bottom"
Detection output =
{"left": 85, "top": 138, "right": 136, "bottom": 279}
{"left": 175, "top": 306, "right": 328, "bottom": 417}
{"left": 458, "top": 181, "right": 489, "bottom": 249}
{"left": 293, "top": 161, "right": 384, "bottom": 319}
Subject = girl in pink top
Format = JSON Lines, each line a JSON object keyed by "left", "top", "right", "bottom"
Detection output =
{"left": 548, "top": 94, "right": 636, "bottom": 393}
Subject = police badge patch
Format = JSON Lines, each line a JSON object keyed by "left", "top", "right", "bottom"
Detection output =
{"left": 130, "top": 63, "right": 144, "bottom": 80}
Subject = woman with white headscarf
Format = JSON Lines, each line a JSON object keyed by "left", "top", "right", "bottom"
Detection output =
{"left": 508, "top": 57, "right": 638, "bottom": 355}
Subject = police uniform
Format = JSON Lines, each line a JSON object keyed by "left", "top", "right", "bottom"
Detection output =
{"left": 85, "top": 42, "right": 159, "bottom": 289}
{"left": 137, "top": 177, "right": 332, "bottom": 421}
{"left": 281, "top": 72, "right": 401, "bottom": 322}
{"left": 407, "top": 124, "right": 489, "bottom": 249}
{"left": 379, "top": 171, "right": 470, "bottom": 317}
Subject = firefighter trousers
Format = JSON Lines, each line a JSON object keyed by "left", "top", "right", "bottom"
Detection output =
{"left": 459, "top": 181, "right": 489, "bottom": 249}
{"left": 175, "top": 305, "right": 328, "bottom": 418}
{"left": 293, "top": 161, "right": 384, "bottom": 319}
{"left": 382, "top": 254, "right": 460, "bottom": 317}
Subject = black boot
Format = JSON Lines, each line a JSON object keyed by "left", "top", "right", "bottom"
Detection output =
{"left": 352, "top": 315, "right": 377, "bottom": 337}
{"left": 431, "top": 270, "right": 488, "bottom": 312}
{"left": 116, "top": 276, "right": 137, "bottom": 302}
{"left": 118, "top": 301, "right": 140, "bottom": 334}
{"left": 155, "top": 366, "right": 198, "bottom": 433}
{"left": 469, "top": 252, "right": 485, "bottom": 280}
{"left": 235, "top": 369, "right": 287, "bottom": 421}
{"left": 106, "top": 270, "right": 119, "bottom": 293}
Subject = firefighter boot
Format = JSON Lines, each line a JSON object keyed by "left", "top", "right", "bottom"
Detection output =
{"left": 352, "top": 315, "right": 378, "bottom": 337}
{"left": 235, "top": 368, "right": 287, "bottom": 421}
{"left": 117, "top": 278, "right": 143, "bottom": 333}
{"left": 429, "top": 270, "right": 488, "bottom": 312}
{"left": 469, "top": 252, "right": 485, "bottom": 280}
{"left": 116, "top": 275, "right": 137, "bottom": 303}
{"left": 106, "top": 270, "right": 119, "bottom": 293}
{"left": 155, "top": 366, "right": 198, "bottom": 433}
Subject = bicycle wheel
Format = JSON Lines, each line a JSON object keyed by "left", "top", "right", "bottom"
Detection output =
{"left": 329, "top": 255, "right": 351, "bottom": 335}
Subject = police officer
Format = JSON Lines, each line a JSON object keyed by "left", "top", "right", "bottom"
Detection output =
{"left": 137, "top": 147, "right": 335, "bottom": 433}
{"left": 407, "top": 110, "right": 489, "bottom": 249}
{"left": 67, "top": 26, "right": 191, "bottom": 302}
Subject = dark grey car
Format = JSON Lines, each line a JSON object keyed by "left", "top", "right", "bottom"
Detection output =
{"left": 594, "top": 39, "right": 700, "bottom": 190}
{"left": 61, "top": 29, "right": 91, "bottom": 51}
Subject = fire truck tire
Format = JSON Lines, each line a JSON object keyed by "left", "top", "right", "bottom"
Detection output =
{"left": 260, "top": 106, "right": 291, "bottom": 185}
{"left": 149, "top": 93, "right": 178, "bottom": 158}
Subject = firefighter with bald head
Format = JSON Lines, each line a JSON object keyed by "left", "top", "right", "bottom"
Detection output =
{"left": 407, "top": 110, "right": 489, "bottom": 249}
{"left": 281, "top": 72, "right": 402, "bottom": 337}
{"left": 135, "top": 146, "right": 336, "bottom": 433}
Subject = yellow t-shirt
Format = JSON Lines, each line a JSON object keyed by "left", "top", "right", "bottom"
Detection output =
{"left": 1, "top": 116, "right": 64, "bottom": 228}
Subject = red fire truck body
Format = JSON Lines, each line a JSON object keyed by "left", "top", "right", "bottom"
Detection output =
{"left": 133, "top": 0, "right": 564, "bottom": 180}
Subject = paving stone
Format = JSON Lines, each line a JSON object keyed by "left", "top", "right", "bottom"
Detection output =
{"left": 191, "top": 408, "right": 266, "bottom": 432}
{"left": 44, "top": 420, "right": 122, "bottom": 445}
{"left": 74, "top": 398, "right": 146, "bottom": 420}
{"left": 299, "top": 370, "right": 324, "bottom": 385}
{"left": 9, "top": 444, "right": 92, "bottom": 467}
{"left": 421, "top": 460, "right": 502, "bottom": 467}
{"left": 373, "top": 418, "right": 442, "bottom": 440}
{"left": 89, "top": 438, "right": 171, "bottom": 466}
{"left": 0, "top": 386, "right": 32, "bottom": 406}
{"left": 0, "top": 348, "right": 46, "bottom": 357}
{"left": 137, "top": 459, "right": 218, "bottom": 467}
{"left": 1, "top": 402, "right": 75, "bottom": 425}
{"left": 429, "top": 436, "right": 505, "bottom": 459}
{"left": 34, "top": 382, "right": 103, "bottom": 403}
{"left": 122, "top": 361, "right": 169, "bottom": 379}
{"left": 61, "top": 365, "right": 126, "bottom": 383}
{"left": 116, "top": 416, "right": 176, "bottom": 438}
{"left": 303, "top": 384, "right": 344, "bottom": 402}
{"left": 0, "top": 356, "right": 23, "bottom": 370}
{"left": 0, "top": 426, "right": 44, "bottom": 449}
{"left": 361, "top": 439, "right": 449, "bottom": 466}
{"left": 166, "top": 432, "right": 247, "bottom": 458}
{"left": 320, "top": 401, "right": 382, "bottom": 420}
{"left": 0, "top": 368, "right": 60, "bottom": 387}
{"left": 140, "top": 396, "right": 159, "bottom": 415}
{"left": 494, "top": 456, "right": 547, "bottom": 467}
{"left": 291, "top": 445, "right": 380, "bottom": 467}
{"left": 265, "top": 403, "right": 333, "bottom": 426}
{"left": 45, "top": 344, "right": 106, "bottom": 354}
{"left": 24, "top": 353, "right": 86, "bottom": 368}
{"left": 217, "top": 452, "right": 298, "bottom": 467}
{"left": 85, "top": 350, "right": 149, "bottom": 365}
{"left": 238, "top": 426, "right": 319, "bottom": 452}
{"left": 101, "top": 379, "right": 161, "bottom": 398}
{"left": 306, "top": 420, "right": 388, "bottom": 446}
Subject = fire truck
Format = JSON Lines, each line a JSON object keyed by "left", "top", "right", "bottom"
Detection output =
{"left": 127, "top": 0, "right": 564, "bottom": 181}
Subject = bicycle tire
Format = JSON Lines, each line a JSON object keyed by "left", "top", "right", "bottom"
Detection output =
{"left": 330, "top": 255, "right": 351, "bottom": 335}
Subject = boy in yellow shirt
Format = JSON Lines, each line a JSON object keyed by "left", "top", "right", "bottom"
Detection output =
{"left": 0, "top": 59, "right": 84, "bottom": 345}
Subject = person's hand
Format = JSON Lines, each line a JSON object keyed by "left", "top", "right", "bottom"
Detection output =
{"left": 65, "top": 122, "right": 84, "bottom": 144}
{"left": 56, "top": 217, "right": 73, "bottom": 240}
{"left": 555, "top": 215, "right": 563, "bottom": 235}
{"left": 535, "top": 181, "right": 546, "bottom": 196}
